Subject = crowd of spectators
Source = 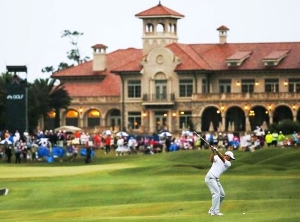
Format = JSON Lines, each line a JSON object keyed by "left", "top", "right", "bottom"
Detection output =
{"left": 1, "top": 126, "right": 298, "bottom": 163}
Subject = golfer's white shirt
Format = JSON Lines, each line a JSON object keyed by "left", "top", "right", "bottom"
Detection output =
{"left": 208, "top": 155, "right": 231, "bottom": 178}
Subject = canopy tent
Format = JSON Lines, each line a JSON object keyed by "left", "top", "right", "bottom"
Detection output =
{"left": 54, "top": 125, "right": 82, "bottom": 133}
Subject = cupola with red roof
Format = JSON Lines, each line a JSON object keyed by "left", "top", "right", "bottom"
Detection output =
{"left": 135, "top": 1, "right": 184, "bottom": 55}
{"left": 217, "top": 25, "right": 229, "bottom": 44}
{"left": 92, "top": 44, "right": 108, "bottom": 72}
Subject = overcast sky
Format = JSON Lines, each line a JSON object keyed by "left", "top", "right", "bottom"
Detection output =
{"left": 1, "top": 0, "right": 300, "bottom": 82}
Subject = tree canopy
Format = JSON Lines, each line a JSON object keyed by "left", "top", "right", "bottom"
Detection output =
{"left": 41, "top": 30, "right": 90, "bottom": 73}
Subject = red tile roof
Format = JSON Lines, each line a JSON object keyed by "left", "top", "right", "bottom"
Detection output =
{"left": 92, "top": 44, "right": 108, "bottom": 49}
{"left": 190, "top": 42, "right": 300, "bottom": 70}
{"left": 226, "top": 50, "right": 253, "bottom": 60}
{"left": 55, "top": 42, "right": 300, "bottom": 96}
{"left": 217, "top": 25, "right": 229, "bottom": 31}
{"left": 263, "top": 50, "right": 289, "bottom": 60}
{"left": 113, "top": 42, "right": 300, "bottom": 73}
{"left": 135, "top": 3, "right": 184, "bottom": 18}
{"left": 168, "top": 43, "right": 212, "bottom": 70}
{"left": 51, "top": 48, "right": 142, "bottom": 97}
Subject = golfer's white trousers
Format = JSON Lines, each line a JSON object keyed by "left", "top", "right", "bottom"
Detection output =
{"left": 205, "top": 172, "right": 225, "bottom": 214}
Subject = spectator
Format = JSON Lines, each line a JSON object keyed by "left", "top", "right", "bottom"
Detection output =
{"left": 80, "top": 132, "right": 88, "bottom": 146}
{"left": 249, "top": 136, "right": 261, "bottom": 152}
{"left": 272, "top": 131, "right": 279, "bottom": 147}
{"left": 277, "top": 131, "right": 285, "bottom": 147}
{"left": 265, "top": 131, "right": 273, "bottom": 147}
{"left": 292, "top": 131, "right": 299, "bottom": 146}
{"left": 15, "top": 145, "right": 22, "bottom": 164}
{"left": 85, "top": 146, "right": 92, "bottom": 164}
{"left": 165, "top": 136, "right": 171, "bottom": 152}
{"left": 4, "top": 130, "right": 10, "bottom": 139}
{"left": 105, "top": 135, "right": 111, "bottom": 154}
{"left": 5, "top": 146, "right": 12, "bottom": 163}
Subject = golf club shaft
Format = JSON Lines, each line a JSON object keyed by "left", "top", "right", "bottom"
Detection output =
{"left": 194, "top": 131, "right": 211, "bottom": 146}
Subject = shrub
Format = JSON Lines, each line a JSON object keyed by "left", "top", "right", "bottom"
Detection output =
{"left": 269, "top": 119, "right": 300, "bottom": 134}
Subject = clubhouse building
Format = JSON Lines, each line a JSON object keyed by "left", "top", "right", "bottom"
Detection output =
{"left": 49, "top": 2, "right": 300, "bottom": 135}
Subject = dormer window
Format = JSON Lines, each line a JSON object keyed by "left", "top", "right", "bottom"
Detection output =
{"left": 263, "top": 50, "right": 289, "bottom": 66}
{"left": 226, "top": 51, "right": 252, "bottom": 67}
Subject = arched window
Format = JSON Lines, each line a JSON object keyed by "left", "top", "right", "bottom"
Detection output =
{"left": 146, "top": 23, "right": 154, "bottom": 33}
{"left": 156, "top": 23, "right": 165, "bottom": 33}
{"left": 172, "top": 24, "right": 177, "bottom": 33}
{"left": 66, "top": 109, "right": 79, "bottom": 126}
{"left": 87, "top": 109, "right": 101, "bottom": 127}
{"left": 168, "top": 23, "right": 176, "bottom": 33}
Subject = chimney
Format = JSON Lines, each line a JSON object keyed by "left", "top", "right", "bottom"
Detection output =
{"left": 217, "top": 25, "right": 229, "bottom": 44}
{"left": 92, "top": 44, "right": 107, "bottom": 71}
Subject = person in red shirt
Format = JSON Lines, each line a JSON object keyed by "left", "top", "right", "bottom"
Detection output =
{"left": 74, "top": 131, "right": 81, "bottom": 139}
{"left": 105, "top": 135, "right": 111, "bottom": 154}
{"left": 93, "top": 134, "right": 101, "bottom": 148}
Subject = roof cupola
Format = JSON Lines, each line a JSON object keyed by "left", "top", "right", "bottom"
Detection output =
{"left": 135, "top": 2, "right": 184, "bottom": 55}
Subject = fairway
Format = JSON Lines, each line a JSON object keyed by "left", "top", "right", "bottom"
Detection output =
{"left": 0, "top": 148, "right": 299, "bottom": 221}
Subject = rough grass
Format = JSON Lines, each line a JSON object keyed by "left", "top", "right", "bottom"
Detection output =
{"left": 0, "top": 148, "right": 299, "bottom": 221}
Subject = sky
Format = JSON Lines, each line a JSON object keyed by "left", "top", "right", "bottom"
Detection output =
{"left": 1, "top": 0, "right": 300, "bottom": 82}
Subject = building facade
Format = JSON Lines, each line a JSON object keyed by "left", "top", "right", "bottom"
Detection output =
{"left": 50, "top": 2, "right": 300, "bottom": 135}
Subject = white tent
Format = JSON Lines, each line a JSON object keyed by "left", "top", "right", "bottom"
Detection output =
{"left": 54, "top": 125, "right": 82, "bottom": 132}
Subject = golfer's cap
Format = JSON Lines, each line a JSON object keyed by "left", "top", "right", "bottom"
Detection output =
{"left": 225, "top": 151, "right": 235, "bottom": 160}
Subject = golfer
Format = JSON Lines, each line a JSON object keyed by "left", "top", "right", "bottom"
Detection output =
{"left": 205, "top": 146, "right": 235, "bottom": 216}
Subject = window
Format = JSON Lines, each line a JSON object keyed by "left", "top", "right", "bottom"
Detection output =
{"left": 87, "top": 109, "right": 100, "bottom": 127}
{"left": 265, "top": 79, "right": 279, "bottom": 92}
{"left": 179, "top": 111, "right": 192, "bottom": 129}
{"left": 288, "top": 79, "right": 300, "bottom": 93}
{"left": 128, "top": 80, "right": 141, "bottom": 98}
{"left": 155, "top": 79, "right": 167, "bottom": 100}
{"left": 219, "top": 79, "right": 231, "bottom": 93}
{"left": 156, "top": 23, "right": 165, "bottom": 33}
{"left": 146, "top": 23, "right": 154, "bottom": 33}
{"left": 65, "top": 110, "right": 79, "bottom": 126}
{"left": 179, "top": 79, "right": 193, "bottom": 97}
{"left": 128, "top": 112, "right": 141, "bottom": 130}
{"left": 110, "top": 110, "right": 121, "bottom": 128}
{"left": 202, "top": 79, "right": 207, "bottom": 93}
{"left": 241, "top": 79, "right": 255, "bottom": 93}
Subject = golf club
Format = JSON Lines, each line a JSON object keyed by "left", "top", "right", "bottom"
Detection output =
{"left": 194, "top": 131, "right": 218, "bottom": 151}
{"left": 194, "top": 131, "right": 210, "bottom": 146}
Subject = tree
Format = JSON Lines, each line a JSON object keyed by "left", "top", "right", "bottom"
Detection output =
{"left": 61, "top": 30, "right": 90, "bottom": 65}
{"left": 29, "top": 78, "right": 72, "bottom": 129}
{"left": 41, "top": 30, "right": 90, "bottom": 73}
{"left": 48, "top": 79, "right": 72, "bottom": 128}
{"left": 39, "top": 30, "right": 89, "bottom": 129}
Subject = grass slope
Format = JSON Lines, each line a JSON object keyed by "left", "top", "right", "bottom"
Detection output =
{"left": 0, "top": 148, "right": 299, "bottom": 221}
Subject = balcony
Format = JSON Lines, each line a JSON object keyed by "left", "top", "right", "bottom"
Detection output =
{"left": 192, "top": 92, "right": 300, "bottom": 102}
{"left": 142, "top": 93, "right": 175, "bottom": 107}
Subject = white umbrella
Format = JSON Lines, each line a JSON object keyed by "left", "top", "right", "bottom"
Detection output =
{"left": 159, "top": 132, "right": 172, "bottom": 137}
{"left": 116, "top": 131, "right": 129, "bottom": 137}
{"left": 0, "top": 139, "right": 12, "bottom": 145}
{"left": 182, "top": 130, "right": 192, "bottom": 136}
{"left": 102, "top": 130, "right": 112, "bottom": 135}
